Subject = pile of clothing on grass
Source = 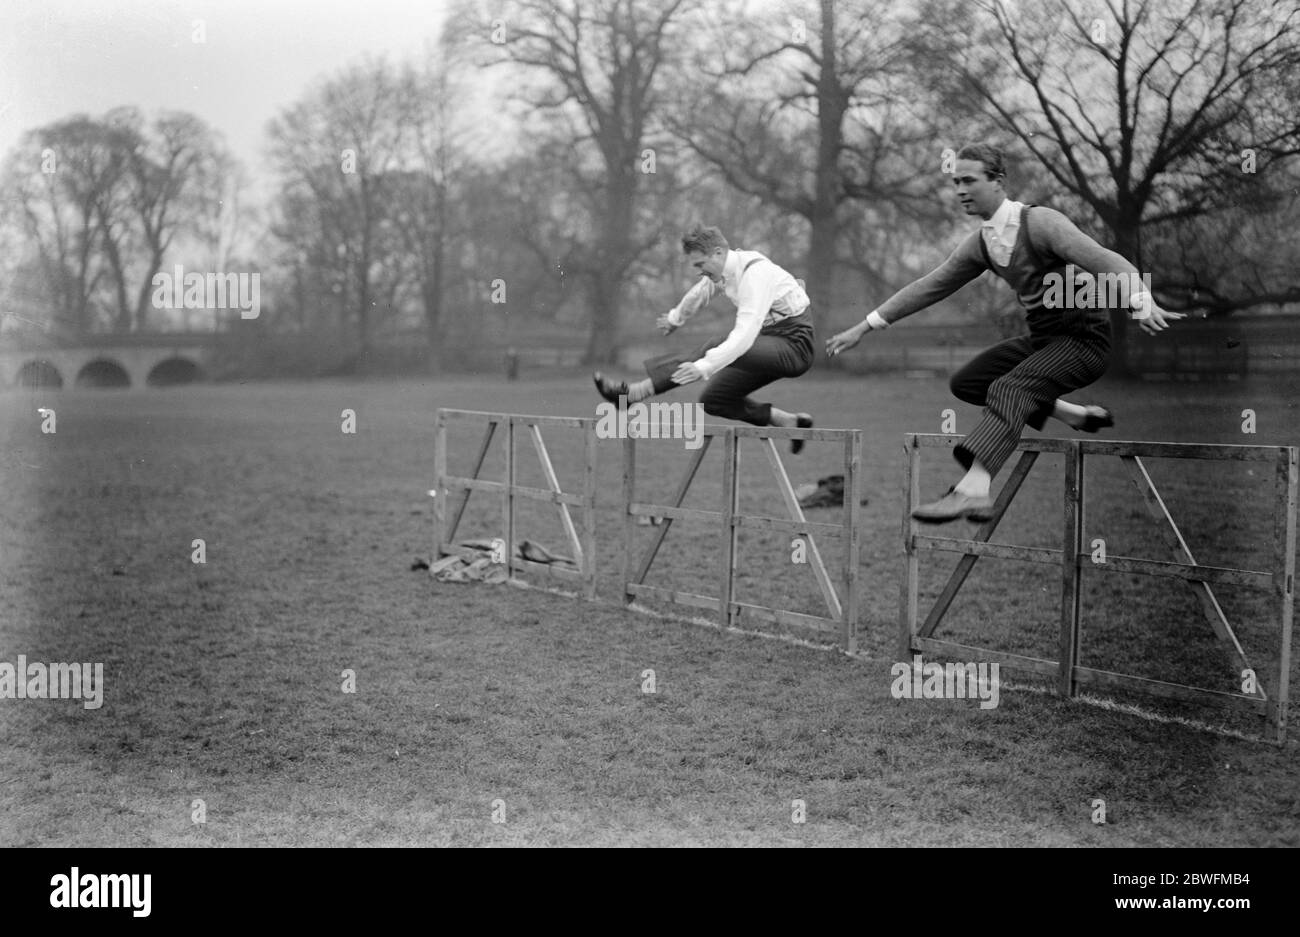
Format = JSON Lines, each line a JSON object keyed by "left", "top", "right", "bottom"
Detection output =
{"left": 795, "top": 474, "right": 869, "bottom": 509}
{"left": 417, "top": 538, "right": 576, "bottom": 584}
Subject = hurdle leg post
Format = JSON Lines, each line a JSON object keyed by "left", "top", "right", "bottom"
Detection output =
{"left": 1270, "top": 446, "right": 1297, "bottom": 743}
{"left": 1058, "top": 441, "right": 1084, "bottom": 698}
{"left": 502, "top": 417, "right": 515, "bottom": 581}
{"left": 719, "top": 429, "right": 739, "bottom": 629}
{"left": 582, "top": 420, "right": 597, "bottom": 601}
{"left": 622, "top": 435, "right": 636, "bottom": 606}
{"left": 899, "top": 434, "right": 921, "bottom": 660}
{"left": 434, "top": 410, "right": 447, "bottom": 565}
{"left": 843, "top": 429, "right": 862, "bottom": 654}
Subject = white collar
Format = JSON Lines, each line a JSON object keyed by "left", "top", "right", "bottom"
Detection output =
{"left": 720, "top": 249, "right": 742, "bottom": 284}
{"left": 984, "top": 199, "right": 1022, "bottom": 235}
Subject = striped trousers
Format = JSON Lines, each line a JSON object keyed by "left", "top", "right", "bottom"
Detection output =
{"left": 950, "top": 331, "right": 1111, "bottom": 477}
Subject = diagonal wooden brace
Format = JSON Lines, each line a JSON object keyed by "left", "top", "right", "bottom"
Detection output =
{"left": 1120, "top": 455, "right": 1265, "bottom": 701}
{"left": 630, "top": 436, "right": 713, "bottom": 587}
{"left": 446, "top": 419, "right": 498, "bottom": 546}
{"left": 917, "top": 449, "right": 1040, "bottom": 640}
{"left": 761, "top": 437, "right": 841, "bottom": 621}
{"left": 527, "top": 423, "right": 584, "bottom": 568}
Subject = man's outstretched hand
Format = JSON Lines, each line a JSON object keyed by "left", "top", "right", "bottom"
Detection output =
{"left": 825, "top": 322, "right": 868, "bottom": 357}
{"left": 656, "top": 313, "right": 678, "bottom": 335}
{"left": 1137, "top": 305, "right": 1185, "bottom": 335}
{"left": 672, "top": 362, "right": 704, "bottom": 385}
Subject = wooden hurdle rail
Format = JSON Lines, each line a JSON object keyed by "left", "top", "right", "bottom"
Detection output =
{"left": 622, "top": 424, "right": 863, "bottom": 652}
{"left": 434, "top": 409, "right": 597, "bottom": 599}
{"left": 900, "top": 433, "right": 1298, "bottom": 743}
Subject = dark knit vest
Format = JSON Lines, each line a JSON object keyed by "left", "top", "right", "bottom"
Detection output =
{"left": 978, "top": 204, "right": 1110, "bottom": 340}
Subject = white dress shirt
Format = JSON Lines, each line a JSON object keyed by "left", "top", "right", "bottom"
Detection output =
{"left": 982, "top": 198, "right": 1025, "bottom": 266}
{"left": 665, "top": 249, "right": 809, "bottom": 380}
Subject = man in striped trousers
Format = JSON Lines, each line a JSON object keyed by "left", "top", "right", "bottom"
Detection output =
{"left": 826, "top": 143, "right": 1183, "bottom": 523}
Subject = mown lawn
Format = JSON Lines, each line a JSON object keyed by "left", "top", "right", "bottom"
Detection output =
{"left": 0, "top": 368, "right": 1297, "bottom": 846}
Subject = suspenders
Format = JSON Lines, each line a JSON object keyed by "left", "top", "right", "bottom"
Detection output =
{"left": 736, "top": 254, "right": 806, "bottom": 322}
{"left": 703, "top": 255, "right": 763, "bottom": 292}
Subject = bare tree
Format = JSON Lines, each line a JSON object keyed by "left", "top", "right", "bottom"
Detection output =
{"left": 1148, "top": 155, "right": 1300, "bottom": 313}
{"left": 668, "top": 0, "right": 945, "bottom": 328}
{"left": 449, "top": 0, "right": 696, "bottom": 363}
{"left": 86, "top": 114, "right": 139, "bottom": 332}
{"left": 2, "top": 109, "right": 242, "bottom": 336}
{"left": 447, "top": 148, "right": 590, "bottom": 341}
{"left": 913, "top": 0, "right": 1300, "bottom": 358}
{"left": 268, "top": 56, "right": 417, "bottom": 359}
{"left": 1, "top": 117, "right": 133, "bottom": 335}
{"left": 389, "top": 58, "right": 462, "bottom": 369}
{"left": 112, "top": 109, "right": 234, "bottom": 330}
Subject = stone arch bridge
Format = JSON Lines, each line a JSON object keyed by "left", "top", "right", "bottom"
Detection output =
{"left": 0, "top": 333, "right": 221, "bottom": 389}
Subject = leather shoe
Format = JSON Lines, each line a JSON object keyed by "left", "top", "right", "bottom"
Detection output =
{"left": 791, "top": 414, "right": 813, "bottom": 454}
{"left": 1078, "top": 405, "right": 1113, "bottom": 433}
{"left": 593, "top": 372, "right": 627, "bottom": 404}
{"left": 911, "top": 487, "right": 995, "bottom": 524}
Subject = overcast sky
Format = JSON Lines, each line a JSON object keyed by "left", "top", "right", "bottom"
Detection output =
{"left": 0, "top": 0, "right": 456, "bottom": 191}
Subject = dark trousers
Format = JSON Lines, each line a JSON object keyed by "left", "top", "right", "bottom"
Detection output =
{"left": 950, "top": 327, "right": 1110, "bottom": 477}
{"left": 644, "top": 316, "right": 815, "bottom": 425}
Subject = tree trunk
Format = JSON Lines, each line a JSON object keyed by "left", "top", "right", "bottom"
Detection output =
{"left": 356, "top": 253, "right": 372, "bottom": 357}
{"left": 1107, "top": 218, "right": 1142, "bottom": 376}
{"left": 136, "top": 250, "right": 165, "bottom": 332}
{"left": 425, "top": 186, "right": 447, "bottom": 372}
{"left": 74, "top": 221, "right": 94, "bottom": 335}
{"left": 805, "top": 0, "right": 846, "bottom": 365}
{"left": 424, "top": 250, "right": 445, "bottom": 373}
{"left": 102, "top": 234, "right": 132, "bottom": 332}
{"left": 94, "top": 199, "right": 133, "bottom": 333}
{"left": 423, "top": 285, "right": 444, "bottom": 371}
{"left": 584, "top": 269, "right": 622, "bottom": 364}
{"left": 584, "top": 162, "right": 636, "bottom": 365}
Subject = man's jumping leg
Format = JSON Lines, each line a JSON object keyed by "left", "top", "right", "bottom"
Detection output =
{"left": 697, "top": 330, "right": 814, "bottom": 452}
{"left": 913, "top": 336, "right": 1109, "bottom": 524}
{"left": 593, "top": 339, "right": 719, "bottom": 405}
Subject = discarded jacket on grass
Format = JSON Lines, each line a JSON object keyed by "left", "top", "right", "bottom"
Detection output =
{"left": 795, "top": 474, "right": 868, "bottom": 509}
{"left": 427, "top": 538, "right": 576, "bottom": 584}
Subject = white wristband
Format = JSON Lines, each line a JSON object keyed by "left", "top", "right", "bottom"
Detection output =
{"left": 865, "top": 310, "right": 889, "bottom": 330}
{"left": 1129, "top": 291, "right": 1151, "bottom": 321}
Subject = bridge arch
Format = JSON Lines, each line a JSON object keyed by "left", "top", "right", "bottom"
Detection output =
{"left": 146, "top": 356, "right": 204, "bottom": 386}
{"left": 0, "top": 335, "right": 217, "bottom": 389}
{"left": 75, "top": 358, "right": 131, "bottom": 388}
{"left": 15, "top": 359, "right": 65, "bottom": 388}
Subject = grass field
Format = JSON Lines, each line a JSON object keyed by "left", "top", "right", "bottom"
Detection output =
{"left": 1, "top": 368, "right": 1297, "bottom": 847}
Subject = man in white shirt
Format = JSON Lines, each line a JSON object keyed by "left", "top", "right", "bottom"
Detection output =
{"left": 594, "top": 224, "right": 817, "bottom": 452}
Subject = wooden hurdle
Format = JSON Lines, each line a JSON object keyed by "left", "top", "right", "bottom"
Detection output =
{"left": 434, "top": 409, "right": 598, "bottom": 599}
{"left": 900, "top": 434, "right": 1298, "bottom": 743}
{"left": 622, "top": 424, "right": 863, "bottom": 652}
